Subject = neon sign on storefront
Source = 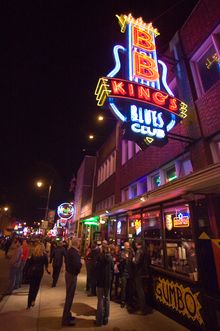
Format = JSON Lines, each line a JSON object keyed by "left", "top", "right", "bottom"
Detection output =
{"left": 95, "top": 13, "right": 188, "bottom": 149}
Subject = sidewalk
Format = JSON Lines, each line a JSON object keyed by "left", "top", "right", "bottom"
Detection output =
{"left": 0, "top": 264, "right": 189, "bottom": 331}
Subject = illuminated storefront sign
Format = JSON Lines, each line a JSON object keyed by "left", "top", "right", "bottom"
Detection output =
{"left": 154, "top": 277, "right": 203, "bottom": 325}
{"left": 57, "top": 203, "right": 75, "bottom": 220}
{"left": 134, "top": 219, "right": 141, "bottom": 235}
{"left": 166, "top": 212, "right": 190, "bottom": 230}
{"left": 173, "top": 213, "right": 190, "bottom": 228}
{"left": 81, "top": 216, "right": 99, "bottom": 226}
{"left": 95, "top": 13, "right": 188, "bottom": 149}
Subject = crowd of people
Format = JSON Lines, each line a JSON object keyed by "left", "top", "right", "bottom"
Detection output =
{"left": 0, "top": 235, "right": 152, "bottom": 327}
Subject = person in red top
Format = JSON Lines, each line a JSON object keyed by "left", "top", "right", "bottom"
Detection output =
{"left": 16, "top": 239, "right": 29, "bottom": 288}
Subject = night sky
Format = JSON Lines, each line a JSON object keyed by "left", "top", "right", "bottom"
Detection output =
{"left": 1, "top": 0, "right": 199, "bottom": 222}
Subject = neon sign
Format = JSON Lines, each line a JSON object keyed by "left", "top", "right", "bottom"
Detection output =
{"left": 95, "top": 13, "right": 188, "bottom": 149}
{"left": 173, "top": 213, "right": 190, "bottom": 228}
{"left": 57, "top": 203, "right": 75, "bottom": 220}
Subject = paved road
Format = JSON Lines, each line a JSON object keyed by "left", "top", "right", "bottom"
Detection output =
{"left": 0, "top": 250, "right": 189, "bottom": 331}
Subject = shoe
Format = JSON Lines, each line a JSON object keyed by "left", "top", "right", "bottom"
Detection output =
{"left": 135, "top": 310, "right": 148, "bottom": 315}
{"left": 3, "top": 292, "right": 12, "bottom": 296}
{"left": 26, "top": 306, "right": 30, "bottom": 310}
{"left": 61, "top": 320, "right": 75, "bottom": 326}
{"left": 103, "top": 319, "right": 108, "bottom": 325}
{"left": 31, "top": 301, "right": 35, "bottom": 307}
{"left": 69, "top": 316, "right": 75, "bottom": 321}
{"left": 120, "top": 302, "right": 125, "bottom": 308}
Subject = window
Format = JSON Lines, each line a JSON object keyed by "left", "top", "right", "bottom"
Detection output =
{"left": 190, "top": 24, "right": 220, "bottom": 97}
{"left": 130, "top": 183, "right": 138, "bottom": 198}
{"left": 151, "top": 173, "right": 161, "bottom": 189}
{"left": 121, "top": 187, "right": 129, "bottom": 202}
{"left": 97, "top": 151, "right": 116, "bottom": 186}
{"left": 197, "top": 44, "right": 220, "bottom": 92}
{"left": 122, "top": 140, "right": 128, "bottom": 165}
{"left": 210, "top": 134, "right": 220, "bottom": 163}
{"left": 163, "top": 204, "right": 198, "bottom": 279}
{"left": 138, "top": 176, "right": 148, "bottom": 195}
{"left": 143, "top": 209, "right": 163, "bottom": 267}
{"left": 175, "top": 156, "right": 193, "bottom": 177}
{"left": 165, "top": 166, "right": 177, "bottom": 183}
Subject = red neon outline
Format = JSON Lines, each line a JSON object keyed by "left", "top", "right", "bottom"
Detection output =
{"left": 132, "top": 26, "right": 155, "bottom": 52}
{"left": 134, "top": 52, "right": 159, "bottom": 81}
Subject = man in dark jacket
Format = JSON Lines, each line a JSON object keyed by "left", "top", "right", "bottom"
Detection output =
{"left": 62, "top": 238, "right": 82, "bottom": 327}
{"left": 133, "top": 240, "right": 149, "bottom": 315}
{"left": 50, "top": 241, "right": 66, "bottom": 287}
{"left": 95, "top": 241, "right": 114, "bottom": 326}
{"left": 119, "top": 241, "right": 135, "bottom": 309}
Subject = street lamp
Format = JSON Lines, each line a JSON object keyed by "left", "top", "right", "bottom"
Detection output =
{"left": 36, "top": 180, "right": 52, "bottom": 221}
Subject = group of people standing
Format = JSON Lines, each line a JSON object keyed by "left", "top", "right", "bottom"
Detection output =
{"left": 85, "top": 239, "right": 151, "bottom": 326}
{"left": 1, "top": 235, "right": 151, "bottom": 327}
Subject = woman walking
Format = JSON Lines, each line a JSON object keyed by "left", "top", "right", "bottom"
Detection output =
{"left": 26, "top": 243, "right": 50, "bottom": 309}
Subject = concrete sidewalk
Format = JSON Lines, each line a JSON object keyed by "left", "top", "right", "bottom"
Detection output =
{"left": 0, "top": 264, "right": 189, "bottom": 331}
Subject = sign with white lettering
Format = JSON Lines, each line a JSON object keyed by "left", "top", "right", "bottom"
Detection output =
{"left": 95, "top": 14, "right": 188, "bottom": 149}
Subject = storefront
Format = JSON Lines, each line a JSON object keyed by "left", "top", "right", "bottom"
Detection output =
{"left": 101, "top": 164, "right": 220, "bottom": 330}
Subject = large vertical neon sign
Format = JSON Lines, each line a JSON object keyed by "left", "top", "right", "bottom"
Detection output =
{"left": 95, "top": 14, "right": 188, "bottom": 149}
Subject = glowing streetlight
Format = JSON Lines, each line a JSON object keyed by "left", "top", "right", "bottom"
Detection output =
{"left": 98, "top": 115, "right": 104, "bottom": 121}
{"left": 89, "top": 134, "right": 94, "bottom": 140}
{"left": 4, "top": 207, "right": 9, "bottom": 212}
{"left": 36, "top": 181, "right": 43, "bottom": 188}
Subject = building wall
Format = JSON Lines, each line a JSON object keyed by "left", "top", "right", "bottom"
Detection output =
{"left": 180, "top": 0, "right": 220, "bottom": 56}
{"left": 74, "top": 155, "right": 96, "bottom": 220}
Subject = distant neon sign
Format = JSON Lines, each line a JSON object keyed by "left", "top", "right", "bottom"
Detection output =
{"left": 95, "top": 13, "right": 188, "bottom": 149}
{"left": 57, "top": 203, "right": 75, "bottom": 220}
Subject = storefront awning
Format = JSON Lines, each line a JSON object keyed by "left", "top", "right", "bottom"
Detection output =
{"left": 106, "top": 163, "right": 220, "bottom": 215}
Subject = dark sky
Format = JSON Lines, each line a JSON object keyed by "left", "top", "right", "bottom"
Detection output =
{"left": 1, "top": 0, "right": 199, "bottom": 222}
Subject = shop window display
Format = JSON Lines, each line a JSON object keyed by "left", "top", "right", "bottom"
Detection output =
{"left": 143, "top": 210, "right": 163, "bottom": 267}
{"left": 164, "top": 205, "right": 198, "bottom": 280}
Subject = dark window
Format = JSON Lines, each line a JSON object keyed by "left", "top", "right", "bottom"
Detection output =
{"left": 198, "top": 44, "right": 220, "bottom": 92}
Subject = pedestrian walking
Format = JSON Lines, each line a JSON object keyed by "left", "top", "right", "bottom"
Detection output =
{"left": 16, "top": 238, "right": 29, "bottom": 288}
{"left": 95, "top": 241, "right": 114, "bottom": 326}
{"left": 3, "top": 237, "right": 22, "bottom": 295}
{"left": 50, "top": 241, "right": 66, "bottom": 287}
{"left": 62, "top": 237, "right": 82, "bottom": 327}
{"left": 26, "top": 243, "right": 50, "bottom": 309}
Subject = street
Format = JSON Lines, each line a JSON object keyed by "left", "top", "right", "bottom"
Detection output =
{"left": 0, "top": 250, "right": 189, "bottom": 331}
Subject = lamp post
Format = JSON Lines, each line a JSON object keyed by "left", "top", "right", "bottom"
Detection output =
{"left": 36, "top": 180, "right": 52, "bottom": 222}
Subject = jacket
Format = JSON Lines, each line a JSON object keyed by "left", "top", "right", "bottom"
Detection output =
{"left": 65, "top": 247, "right": 82, "bottom": 276}
{"left": 96, "top": 252, "right": 114, "bottom": 288}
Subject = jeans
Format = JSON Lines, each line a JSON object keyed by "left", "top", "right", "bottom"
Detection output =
{"left": 134, "top": 276, "right": 147, "bottom": 312}
{"left": 96, "top": 287, "right": 110, "bottom": 325}
{"left": 52, "top": 264, "right": 62, "bottom": 286}
{"left": 5, "top": 266, "right": 19, "bottom": 293}
{"left": 27, "top": 275, "right": 42, "bottom": 308}
{"left": 120, "top": 276, "right": 134, "bottom": 307}
{"left": 62, "top": 272, "right": 77, "bottom": 323}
